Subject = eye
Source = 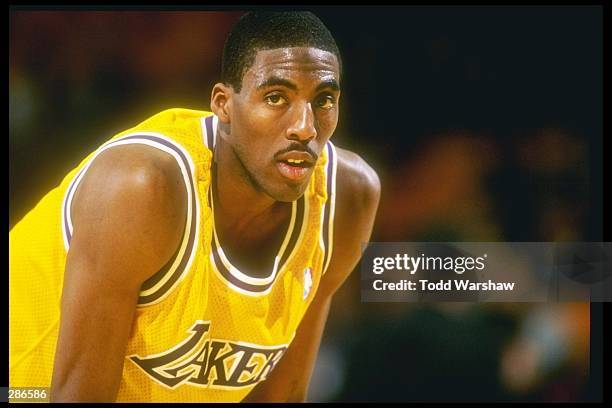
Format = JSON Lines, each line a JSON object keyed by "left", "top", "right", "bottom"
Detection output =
{"left": 316, "top": 95, "right": 336, "bottom": 110}
{"left": 265, "top": 93, "right": 288, "bottom": 107}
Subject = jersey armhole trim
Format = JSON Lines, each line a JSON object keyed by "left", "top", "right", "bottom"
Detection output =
{"left": 321, "top": 141, "right": 338, "bottom": 276}
{"left": 60, "top": 132, "right": 200, "bottom": 308}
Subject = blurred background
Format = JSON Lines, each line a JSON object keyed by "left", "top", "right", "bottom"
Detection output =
{"left": 9, "top": 6, "right": 604, "bottom": 402}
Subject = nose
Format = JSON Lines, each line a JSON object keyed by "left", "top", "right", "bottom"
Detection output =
{"left": 286, "top": 102, "right": 316, "bottom": 142}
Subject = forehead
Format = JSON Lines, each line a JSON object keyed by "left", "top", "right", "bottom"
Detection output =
{"left": 243, "top": 47, "right": 340, "bottom": 89}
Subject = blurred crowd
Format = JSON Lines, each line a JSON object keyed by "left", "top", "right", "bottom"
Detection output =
{"left": 9, "top": 9, "right": 602, "bottom": 402}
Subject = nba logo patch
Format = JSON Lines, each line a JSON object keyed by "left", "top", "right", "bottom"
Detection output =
{"left": 303, "top": 268, "right": 313, "bottom": 299}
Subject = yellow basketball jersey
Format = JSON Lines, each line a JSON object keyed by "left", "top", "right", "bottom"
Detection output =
{"left": 9, "top": 108, "right": 338, "bottom": 402}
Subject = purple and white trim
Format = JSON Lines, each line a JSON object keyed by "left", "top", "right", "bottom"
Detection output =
{"left": 321, "top": 142, "right": 338, "bottom": 275}
{"left": 201, "top": 114, "right": 218, "bottom": 151}
{"left": 209, "top": 189, "right": 307, "bottom": 296}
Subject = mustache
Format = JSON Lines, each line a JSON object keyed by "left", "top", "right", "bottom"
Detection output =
{"left": 274, "top": 142, "right": 319, "bottom": 161}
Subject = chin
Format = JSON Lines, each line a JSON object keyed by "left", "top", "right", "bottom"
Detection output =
{"left": 266, "top": 181, "right": 309, "bottom": 203}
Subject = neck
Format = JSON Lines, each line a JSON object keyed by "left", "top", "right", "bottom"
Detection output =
{"left": 212, "top": 134, "right": 288, "bottom": 235}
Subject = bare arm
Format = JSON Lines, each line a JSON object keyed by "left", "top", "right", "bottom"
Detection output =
{"left": 49, "top": 145, "right": 187, "bottom": 402}
{"left": 243, "top": 148, "right": 381, "bottom": 402}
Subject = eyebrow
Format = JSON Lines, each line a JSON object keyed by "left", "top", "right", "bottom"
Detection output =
{"left": 315, "top": 79, "right": 340, "bottom": 92}
{"left": 256, "top": 76, "right": 341, "bottom": 93}
{"left": 256, "top": 76, "right": 297, "bottom": 91}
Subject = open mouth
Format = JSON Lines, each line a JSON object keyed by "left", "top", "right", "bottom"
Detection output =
{"left": 274, "top": 150, "right": 316, "bottom": 181}
{"left": 280, "top": 158, "right": 311, "bottom": 168}
{"left": 276, "top": 160, "right": 313, "bottom": 181}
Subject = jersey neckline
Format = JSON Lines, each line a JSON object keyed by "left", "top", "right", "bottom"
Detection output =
{"left": 201, "top": 114, "right": 308, "bottom": 295}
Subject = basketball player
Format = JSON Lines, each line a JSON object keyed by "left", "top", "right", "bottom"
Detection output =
{"left": 9, "top": 12, "right": 380, "bottom": 402}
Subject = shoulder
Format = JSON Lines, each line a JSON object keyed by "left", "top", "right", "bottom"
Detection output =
{"left": 334, "top": 146, "right": 381, "bottom": 221}
{"left": 70, "top": 143, "right": 188, "bottom": 284}
{"left": 74, "top": 143, "right": 186, "bottom": 212}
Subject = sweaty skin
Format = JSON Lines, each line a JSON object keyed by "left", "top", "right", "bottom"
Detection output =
{"left": 50, "top": 46, "right": 380, "bottom": 402}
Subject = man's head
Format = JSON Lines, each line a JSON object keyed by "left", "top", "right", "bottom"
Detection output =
{"left": 221, "top": 11, "right": 342, "bottom": 93}
{"left": 211, "top": 11, "right": 342, "bottom": 202}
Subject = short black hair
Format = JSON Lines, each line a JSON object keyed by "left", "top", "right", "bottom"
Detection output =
{"left": 221, "top": 11, "right": 342, "bottom": 93}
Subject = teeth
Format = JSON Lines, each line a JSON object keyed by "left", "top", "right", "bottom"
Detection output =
{"left": 287, "top": 159, "right": 304, "bottom": 164}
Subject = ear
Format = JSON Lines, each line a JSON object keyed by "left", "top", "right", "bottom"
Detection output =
{"left": 210, "top": 83, "right": 233, "bottom": 124}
